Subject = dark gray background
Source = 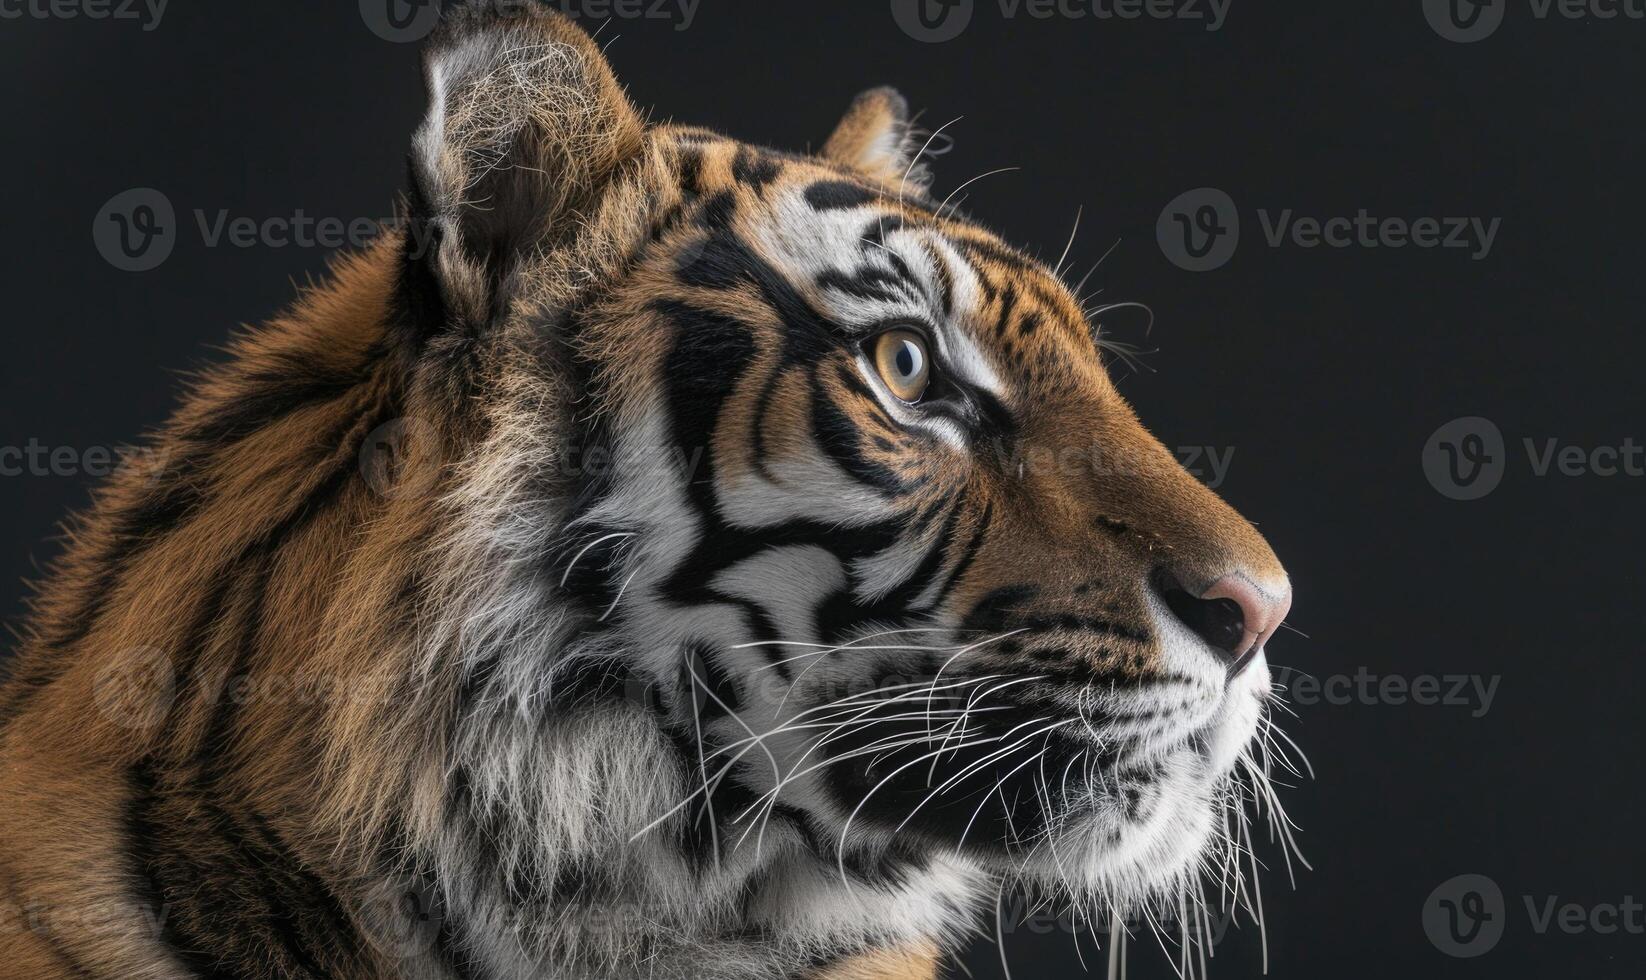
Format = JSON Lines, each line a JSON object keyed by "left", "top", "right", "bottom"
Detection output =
{"left": 2, "top": 1, "right": 1643, "bottom": 977}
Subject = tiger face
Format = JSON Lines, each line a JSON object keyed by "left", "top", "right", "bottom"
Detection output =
{"left": 462, "top": 22, "right": 1293, "bottom": 921}
{"left": 563, "top": 125, "right": 1291, "bottom": 903}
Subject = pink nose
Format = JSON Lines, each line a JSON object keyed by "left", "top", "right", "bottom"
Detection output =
{"left": 1157, "top": 569, "right": 1292, "bottom": 673}
{"left": 1201, "top": 573, "right": 1292, "bottom": 661}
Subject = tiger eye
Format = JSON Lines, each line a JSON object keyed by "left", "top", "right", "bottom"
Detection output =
{"left": 870, "top": 329, "right": 930, "bottom": 402}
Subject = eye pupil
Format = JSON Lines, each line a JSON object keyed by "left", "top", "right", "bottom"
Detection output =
{"left": 895, "top": 343, "right": 917, "bottom": 378}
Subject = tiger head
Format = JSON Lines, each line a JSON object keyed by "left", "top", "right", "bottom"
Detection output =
{"left": 341, "top": 3, "right": 1294, "bottom": 971}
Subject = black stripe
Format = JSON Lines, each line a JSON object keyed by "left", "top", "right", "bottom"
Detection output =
{"left": 957, "top": 237, "right": 1073, "bottom": 319}
{"left": 811, "top": 368, "right": 906, "bottom": 495}
{"left": 244, "top": 812, "right": 357, "bottom": 976}
{"left": 677, "top": 146, "right": 704, "bottom": 196}
{"left": 995, "top": 281, "right": 1019, "bottom": 336}
{"left": 190, "top": 546, "right": 278, "bottom": 767}
{"left": 814, "top": 266, "right": 911, "bottom": 305}
{"left": 922, "top": 500, "right": 993, "bottom": 613}
{"left": 961, "top": 585, "right": 1042, "bottom": 632}
{"left": 832, "top": 366, "right": 900, "bottom": 432}
{"left": 675, "top": 228, "right": 748, "bottom": 292}
{"left": 657, "top": 298, "right": 757, "bottom": 512}
{"left": 698, "top": 190, "right": 738, "bottom": 233}
{"left": 396, "top": 157, "right": 451, "bottom": 346}
{"left": 20, "top": 469, "right": 208, "bottom": 660}
{"left": 656, "top": 722, "right": 765, "bottom": 871}
{"left": 860, "top": 214, "right": 906, "bottom": 250}
{"left": 178, "top": 370, "right": 366, "bottom": 448}
{"left": 811, "top": 490, "right": 969, "bottom": 645}
{"left": 127, "top": 760, "right": 250, "bottom": 980}
{"left": 803, "top": 180, "right": 877, "bottom": 211}
{"left": 920, "top": 239, "right": 956, "bottom": 321}
{"left": 747, "top": 362, "right": 786, "bottom": 486}
{"left": 731, "top": 147, "right": 781, "bottom": 192}
{"left": 873, "top": 487, "right": 972, "bottom": 610}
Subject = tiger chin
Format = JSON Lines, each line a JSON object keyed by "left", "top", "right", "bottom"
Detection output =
{"left": 0, "top": 4, "right": 1295, "bottom": 979}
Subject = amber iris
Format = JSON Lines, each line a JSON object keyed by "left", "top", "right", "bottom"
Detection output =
{"left": 871, "top": 329, "right": 930, "bottom": 402}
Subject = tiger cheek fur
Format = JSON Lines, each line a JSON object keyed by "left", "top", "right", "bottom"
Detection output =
{"left": 0, "top": 4, "right": 1292, "bottom": 979}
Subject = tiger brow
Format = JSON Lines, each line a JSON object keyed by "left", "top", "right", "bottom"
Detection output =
{"left": 857, "top": 230, "right": 959, "bottom": 323}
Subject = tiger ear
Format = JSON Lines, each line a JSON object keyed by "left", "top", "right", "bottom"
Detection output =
{"left": 406, "top": 2, "right": 645, "bottom": 329}
{"left": 821, "top": 87, "right": 931, "bottom": 193}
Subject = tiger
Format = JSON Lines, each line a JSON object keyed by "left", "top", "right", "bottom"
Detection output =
{"left": 0, "top": 4, "right": 1296, "bottom": 979}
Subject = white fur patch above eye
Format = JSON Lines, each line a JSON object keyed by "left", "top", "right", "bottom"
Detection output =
{"left": 750, "top": 197, "right": 1007, "bottom": 428}
{"left": 917, "top": 234, "right": 1004, "bottom": 398}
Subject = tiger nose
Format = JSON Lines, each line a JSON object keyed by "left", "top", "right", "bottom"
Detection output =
{"left": 1156, "top": 570, "right": 1292, "bottom": 673}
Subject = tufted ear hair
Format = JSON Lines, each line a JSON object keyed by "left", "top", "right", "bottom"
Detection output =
{"left": 406, "top": 2, "right": 645, "bottom": 330}
{"left": 821, "top": 87, "right": 931, "bottom": 194}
